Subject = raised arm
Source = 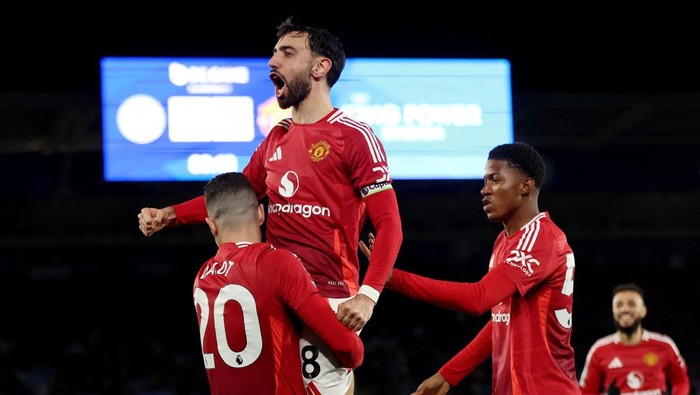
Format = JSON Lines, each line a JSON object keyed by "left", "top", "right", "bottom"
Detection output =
{"left": 137, "top": 195, "right": 207, "bottom": 236}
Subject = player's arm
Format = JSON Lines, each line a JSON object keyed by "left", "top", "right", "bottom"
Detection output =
{"left": 387, "top": 266, "right": 518, "bottom": 316}
{"left": 296, "top": 293, "right": 365, "bottom": 369}
{"left": 665, "top": 342, "right": 690, "bottom": 395}
{"left": 275, "top": 250, "right": 364, "bottom": 368}
{"left": 137, "top": 195, "right": 207, "bottom": 236}
{"left": 337, "top": 188, "right": 402, "bottom": 331}
{"left": 438, "top": 321, "right": 493, "bottom": 387}
{"left": 578, "top": 346, "right": 604, "bottom": 394}
{"left": 359, "top": 188, "right": 402, "bottom": 298}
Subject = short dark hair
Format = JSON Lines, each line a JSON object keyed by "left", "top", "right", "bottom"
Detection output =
{"left": 276, "top": 16, "right": 346, "bottom": 88}
{"left": 488, "top": 142, "right": 546, "bottom": 188}
{"left": 612, "top": 283, "right": 644, "bottom": 299}
{"left": 204, "top": 172, "right": 258, "bottom": 221}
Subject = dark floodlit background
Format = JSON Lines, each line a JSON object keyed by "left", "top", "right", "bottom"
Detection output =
{"left": 1, "top": 9, "right": 698, "bottom": 395}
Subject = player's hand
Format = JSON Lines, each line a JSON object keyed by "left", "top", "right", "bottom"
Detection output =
{"left": 411, "top": 372, "right": 451, "bottom": 395}
{"left": 337, "top": 294, "right": 375, "bottom": 332}
{"left": 358, "top": 232, "right": 375, "bottom": 260}
{"left": 138, "top": 207, "right": 170, "bottom": 237}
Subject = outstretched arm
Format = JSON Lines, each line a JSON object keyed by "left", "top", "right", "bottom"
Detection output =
{"left": 360, "top": 232, "right": 517, "bottom": 314}
{"left": 137, "top": 195, "right": 207, "bottom": 236}
{"left": 388, "top": 267, "right": 517, "bottom": 316}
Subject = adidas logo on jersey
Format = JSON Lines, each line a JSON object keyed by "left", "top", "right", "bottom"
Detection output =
{"left": 269, "top": 146, "right": 282, "bottom": 161}
{"left": 608, "top": 357, "right": 623, "bottom": 369}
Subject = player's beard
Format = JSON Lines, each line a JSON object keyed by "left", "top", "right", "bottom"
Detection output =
{"left": 614, "top": 317, "right": 642, "bottom": 336}
{"left": 277, "top": 72, "right": 312, "bottom": 110}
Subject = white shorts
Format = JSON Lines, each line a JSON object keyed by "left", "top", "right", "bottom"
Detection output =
{"left": 300, "top": 296, "right": 361, "bottom": 395}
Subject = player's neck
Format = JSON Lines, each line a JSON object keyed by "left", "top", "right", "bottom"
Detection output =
{"left": 618, "top": 327, "right": 643, "bottom": 346}
{"left": 291, "top": 89, "right": 333, "bottom": 124}
{"left": 219, "top": 226, "right": 262, "bottom": 245}
{"left": 503, "top": 206, "right": 541, "bottom": 236}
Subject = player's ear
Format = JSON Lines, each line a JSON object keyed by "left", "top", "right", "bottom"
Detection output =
{"left": 257, "top": 204, "right": 265, "bottom": 226}
{"left": 521, "top": 177, "right": 535, "bottom": 196}
{"left": 312, "top": 57, "right": 331, "bottom": 79}
{"left": 206, "top": 217, "right": 218, "bottom": 237}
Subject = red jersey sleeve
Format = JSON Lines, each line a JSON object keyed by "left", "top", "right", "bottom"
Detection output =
{"left": 295, "top": 293, "right": 365, "bottom": 369}
{"left": 439, "top": 321, "right": 493, "bottom": 386}
{"left": 495, "top": 216, "right": 571, "bottom": 297}
{"left": 361, "top": 189, "right": 402, "bottom": 295}
{"left": 172, "top": 195, "right": 207, "bottom": 225}
{"left": 273, "top": 249, "right": 364, "bottom": 369}
{"left": 387, "top": 266, "right": 518, "bottom": 315}
{"left": 666, "top": 340, "right": 690, "bottom": 395}
{"left": 579, "top": 346, "right": 604, "bottom": 394}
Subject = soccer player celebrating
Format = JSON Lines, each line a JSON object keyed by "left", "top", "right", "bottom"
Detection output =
{"left": 362, "top": 142, "right": 580, "bottom": 394}
{"left": 138, "top": 17, "right": 402, "bottom": 395}
{"left": 579, "top": 283, "right": 690, "bottom": 395}
{"left": 193, "top": 172, "right": 363, "bottom": 394}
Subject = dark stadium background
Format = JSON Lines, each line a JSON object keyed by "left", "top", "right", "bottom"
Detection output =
{"left": 1, "top": 8, "right": 698, "bottom": 394}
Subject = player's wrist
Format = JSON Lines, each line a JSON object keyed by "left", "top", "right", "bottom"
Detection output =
{"left": 358, "top": 285, "right": 380, "bottom": 304}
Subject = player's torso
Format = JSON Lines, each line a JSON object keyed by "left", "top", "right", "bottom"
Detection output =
{"left": 192, "top": 243, "right": 304, "bottom": 394}
{"left": 596, "top": 341, "right": 672, "bottom": 393}
{"left": 489, "top": 215, "right": 578, "bottom": 393}
{"left": 259, "top": 119, "right": 368, "bottom": 296}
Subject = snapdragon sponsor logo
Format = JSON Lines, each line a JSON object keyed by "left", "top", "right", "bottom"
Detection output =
{"left": 270, "top": 170, "right": 331, "bottom": 218}
{"left": 625, "top": 371, "right": 645, "bottom": 391}
{"left": 492, "top": 311, "right": 510, "bottom": 325}
{"left": 268, "top": 202, "right": 330, "bottom": 218}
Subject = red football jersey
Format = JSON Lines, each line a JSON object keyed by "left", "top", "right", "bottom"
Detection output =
{"left": 192, "top": 242, "right": 363, "bottom": 394}
{"left": 243, "top": 109, "right": 393, "bottom": 298}
{"left": 388, "top": 212, "right": 579, "bottom": 394}
{"left": 488, "top": 212, "right": 579, "bottom": 394}
{"left": 579, "top": 330, "right": 690, "bottom": 395}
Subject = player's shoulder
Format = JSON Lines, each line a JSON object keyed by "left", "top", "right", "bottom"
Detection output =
{"left": 270, "top": 117, "right": 293, "bottom": 134}
{"left": 259, "top": 243, "right": 303, "bottom": 266}
{"left": 589, "top": 333, "right": 618, "bottom": 353}
{"left": 535, "top": 212, "right": 563, "bottom": 233}
{"left": 642, "top": 330, "right": 680, "bottom": 347}
{"left": 326, "top": 109, "right": 374, "bottom": 134}
{"left": 533, "top": 212, "right": 573, "bottom": 252}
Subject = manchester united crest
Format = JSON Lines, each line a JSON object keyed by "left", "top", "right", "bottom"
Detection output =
{"left": 308, "top": 140, "right": 331, "bottom": 162}
{"left": 643, "top": 352, "right": 659, "bottom": 367}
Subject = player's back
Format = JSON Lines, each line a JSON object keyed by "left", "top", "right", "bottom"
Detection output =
{"left": 192, "top": 241, "right": 310, "bottom": 394}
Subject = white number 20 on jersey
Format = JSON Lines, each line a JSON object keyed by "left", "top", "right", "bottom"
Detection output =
{"left": 193, "top": 284, "right": 264, "bottom": 368}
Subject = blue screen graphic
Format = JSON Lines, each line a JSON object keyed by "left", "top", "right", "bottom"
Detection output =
{"left": 101, "top": 57, "right": 512, "bottom": 181}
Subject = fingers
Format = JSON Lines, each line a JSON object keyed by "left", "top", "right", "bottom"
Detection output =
{"left": 138, "top": 207, "right": 162, "bottom": 237}
{"left": 337, "top": 297, "right": 374, "bottom": 332}
{"left": 358, "top": 232, "right": 376, "bottom": 260}
{"left": 359, "top": 241, "right": 371, "bottom": 259}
